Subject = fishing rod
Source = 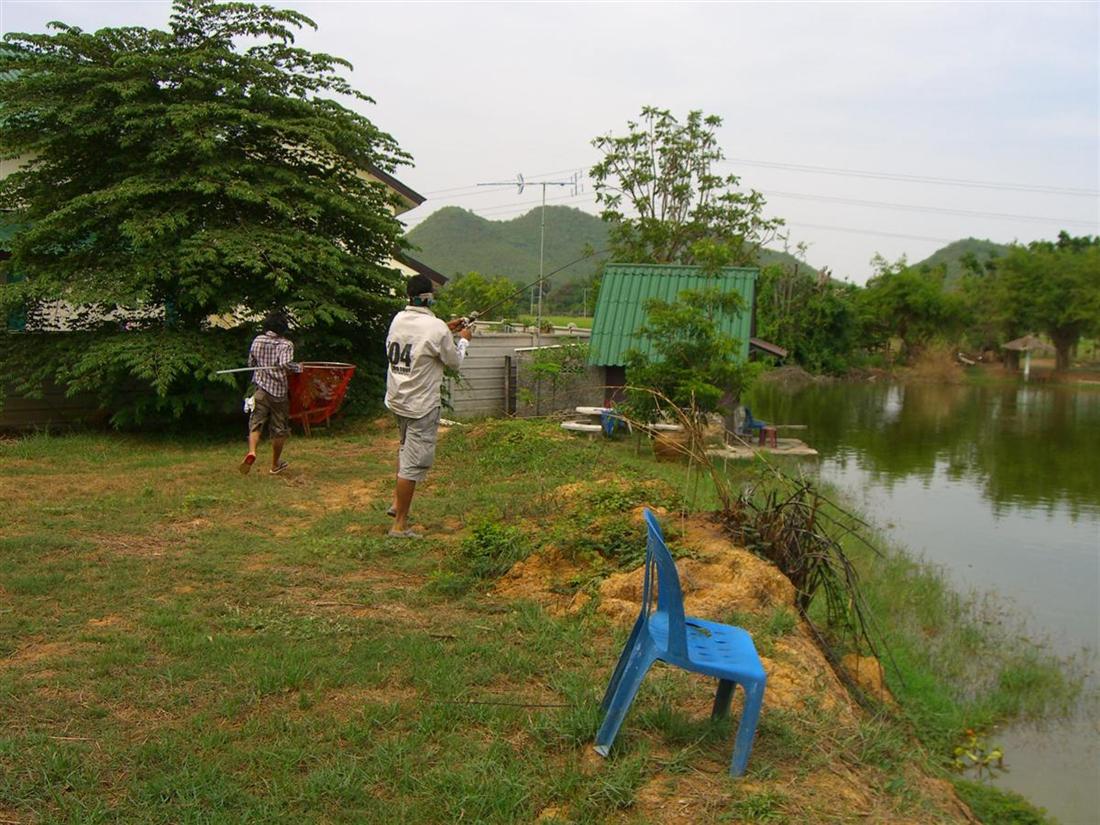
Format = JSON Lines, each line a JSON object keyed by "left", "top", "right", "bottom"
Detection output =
{"left": 446, "top": 247, "right": 611, "bottom": 332}
{"left": 215, "top": 362, "right": 352, "bottom": 375}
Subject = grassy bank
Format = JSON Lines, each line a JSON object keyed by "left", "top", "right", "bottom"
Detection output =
{"left": 0, "top": 420, "right": 1074, "bottom": 823}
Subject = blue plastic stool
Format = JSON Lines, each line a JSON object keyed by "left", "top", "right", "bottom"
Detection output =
{"left": 594, "top": 509, "right": 767, "bottom": 776}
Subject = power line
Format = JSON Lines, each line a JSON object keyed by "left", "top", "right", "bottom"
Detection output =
{"left": 469, "top": 199, "right": 958, "bottom": 244}
{"left": 762, "top": 189, "right": 1098, "bottom": 227}
{"left": 468, "top": 198, "right": 973, "bottom": 245}
{"left": 425, "top": 158, "right": 1098, "bottom": 202}
{"left": 722, "top": 158, "right": 1099, "bottom": 197}
{"left": 470, "top": 190, "right": 596, "bottom": 218}
{"left": 421, "top": 175, "right": 1097, "bottom": 227}
{"left": 782, "top": 222, "right": 956, "bottom": 244}
{"left": 459, "top": 185, "right": 1095, "bottom": 229}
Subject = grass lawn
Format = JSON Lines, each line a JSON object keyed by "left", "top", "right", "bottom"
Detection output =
{"left": 0, "top": 419, "right": 1067, "bottom": 823}
{"left": 513, "top": 315, "right": 593, "bottom": 330}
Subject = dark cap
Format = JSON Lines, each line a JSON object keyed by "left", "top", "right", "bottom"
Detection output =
{"left": 406, "top": 274, "right": 435, "bottom": 299}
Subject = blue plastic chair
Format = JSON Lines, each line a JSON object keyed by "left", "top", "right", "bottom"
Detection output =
{"left": 594, "top": 509, "right": 767, "bottom": 776}
{"left": 740, "top": 406, "right": 768, "bottom": 436}
{"left": 599, "top": 409, "right": 623, "bottom": 437}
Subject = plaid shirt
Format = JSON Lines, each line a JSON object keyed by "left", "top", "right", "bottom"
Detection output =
{"left": 248, "top": 332, "right": 298, "bottom": 398}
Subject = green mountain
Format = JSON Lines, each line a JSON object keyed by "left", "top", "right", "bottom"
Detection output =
{"left": 912, "top": 237, "right": 1009, "bottom": 286}
{"left": 406, "top": 206, "right": 829, "bottom": 284}
{"left": 756, "top": 247, "right": 830, "bottom": 277}
{"left": 406, "top": 206, "right": 609, "bottom": 284}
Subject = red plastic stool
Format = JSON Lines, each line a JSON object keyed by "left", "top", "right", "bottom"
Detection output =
{"left": 759, "top": 426, "right": 778, "bottom": 448}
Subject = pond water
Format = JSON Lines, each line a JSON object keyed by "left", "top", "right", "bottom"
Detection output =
{"left": 748, "top": 381, "right": 1100, "bottom": 825}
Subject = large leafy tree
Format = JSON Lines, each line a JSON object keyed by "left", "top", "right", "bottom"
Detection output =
{"left": 0, "top": 0, "right": 409, "bottom": 423}
{"left": 990, "top": 232, "right": 1099, "bottom": 371}
{"left": 857, "top": 256, "right": 967, "bottom": 362}
{"left": 590, "top": 106, "right": 783, "bottom": 267}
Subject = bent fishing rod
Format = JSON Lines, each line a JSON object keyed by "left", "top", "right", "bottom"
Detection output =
{"left": 214, "top": 362, "right": 352, "bottom": 375}
{"left": 445, "top": 247, "right": 610, "bottom": 333}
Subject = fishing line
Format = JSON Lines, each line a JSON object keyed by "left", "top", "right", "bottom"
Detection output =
{"left": 450, "top": 247, "right": 611, "bottom": 329}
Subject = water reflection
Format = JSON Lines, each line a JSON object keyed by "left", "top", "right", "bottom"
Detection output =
{"left": 753, "top": 383, "right": 1100, "bottom": 517}
{"left": 750, "top": 381, "right": 1100, "bottom": 824}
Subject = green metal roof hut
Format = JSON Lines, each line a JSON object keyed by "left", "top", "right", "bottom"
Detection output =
{"left": 587, "top": 263, "right": 760, "bottom": 407}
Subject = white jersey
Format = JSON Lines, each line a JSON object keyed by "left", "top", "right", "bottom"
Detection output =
{"left": 384, "top": 305, "right": 468, "bottom": 419}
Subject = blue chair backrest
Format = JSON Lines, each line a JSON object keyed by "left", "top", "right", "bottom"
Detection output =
{"left": 643, "top": 509, "right": 688, "bottom": 660}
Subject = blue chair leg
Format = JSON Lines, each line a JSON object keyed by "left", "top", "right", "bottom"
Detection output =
{"left": 711, "top": 678, "right": 735, "bottom": 719}
{"left": 593, "top": 651, "right": 656, "bottom": 757}
{"left": 729, "top": 678, "right": 766, "bottom": 776}
{"left": 599, "top": 621, "right": 644, "bottom": 712}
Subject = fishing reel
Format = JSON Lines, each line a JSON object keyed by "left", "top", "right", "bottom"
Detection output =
{"left": 447, "top": 312, "right": 478, "bottom": 334}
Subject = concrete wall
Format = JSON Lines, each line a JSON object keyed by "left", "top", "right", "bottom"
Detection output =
{"left": 444, "top": 329, "right": 592, "bottom": 419}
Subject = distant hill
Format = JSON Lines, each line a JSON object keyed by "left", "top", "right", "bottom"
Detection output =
{"left": 406, "top": 206, "right": 609, "bottom": 284}
{"left": 406, "top": 206, "right": 828, "bottom": 283}
{"left": 913, "top": 238, "right": 1009, "bottom": 286}
{"left": 756, "top": 247, "right": 830, "bottom": 277}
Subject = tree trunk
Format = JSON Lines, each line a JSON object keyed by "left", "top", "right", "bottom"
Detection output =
{"left": 1050, "top": 328, "right": 1077, "bottom": 372}
{"left": 1054, "top": 343, "right": 1071, "bottom": 372}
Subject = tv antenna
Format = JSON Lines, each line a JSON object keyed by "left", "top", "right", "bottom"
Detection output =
{"left": 478, "top": 171, "right": 582, "bottom": 347}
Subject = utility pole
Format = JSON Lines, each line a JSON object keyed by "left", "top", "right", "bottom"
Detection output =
{"left": 478, "top": 172, "right": 580, "bottom": 349}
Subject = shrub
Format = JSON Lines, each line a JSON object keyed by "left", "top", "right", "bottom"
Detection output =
{"left": 460, "top": 520, "right": 531, "bottom": 579}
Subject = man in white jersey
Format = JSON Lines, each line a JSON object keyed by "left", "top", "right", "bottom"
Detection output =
{"left": 384, "top": 274, "right": 471, "bottom": 538}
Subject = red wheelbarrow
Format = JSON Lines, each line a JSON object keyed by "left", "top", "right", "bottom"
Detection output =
{"left": 288, "top": 362, "right": 356, "bottom": 435}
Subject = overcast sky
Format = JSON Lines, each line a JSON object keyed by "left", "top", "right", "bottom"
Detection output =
{"left": 2, "top": 0, "right": 1098, "bottom": 282}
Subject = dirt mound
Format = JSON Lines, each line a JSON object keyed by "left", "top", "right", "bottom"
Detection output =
{"left": 842, "top": 652, "right": 897, "bottom": 705}
{"left": 597, "top": 517, "right": 795, "bottom": 627}
{"left": 495, "top": 547, "right": 592, "bottom": 615}
{"left": 498, "top": 512, "right": 975, "bottom": 823}
{"left": 597, "top": 517, "right": 856, "bottom": 719}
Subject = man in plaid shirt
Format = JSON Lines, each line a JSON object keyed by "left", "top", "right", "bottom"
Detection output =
{"left": 239, "top": 311, "right": 300, "bottom": 475}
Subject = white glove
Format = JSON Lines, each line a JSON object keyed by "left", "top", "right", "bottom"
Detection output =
{"left": 243, "top": 395, "right": 256, "bottom": 413}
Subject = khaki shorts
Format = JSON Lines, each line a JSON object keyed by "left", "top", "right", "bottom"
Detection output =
{"left": 396, "top": 407, "right": 440, "bottom": 482}
{"left": 250, "top": 388, "right": 290, "bottom": 438}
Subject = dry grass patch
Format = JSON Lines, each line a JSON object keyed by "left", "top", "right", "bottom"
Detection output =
{"left": 1, "top": 640, "right": 85, "bottom": 672}
{"left": 89, "top": 533, "right": 178, "bottom": 558}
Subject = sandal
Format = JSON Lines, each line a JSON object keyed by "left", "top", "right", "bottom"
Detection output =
{"left": 270, "top": 460, "right": 289, "bottom": 475}
{"left": 239, "top": 453, "right": 256, "bottom": 475}
{"left": 386, "top": 505, "right": 397, "bottom": 517}
{"left": 387, "top": 528, "right": 423, "bottom": 539}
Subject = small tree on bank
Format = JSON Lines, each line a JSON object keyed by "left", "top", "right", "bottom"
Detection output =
{"left": 591, "top": 107, "right": 776, "bottom": 422}
{"left": 757, "top": 245, "right": 862, "bottom": 374}
{"left": 623, "top": 288, "right": 756, "bottom": 426}
{"left": 0, "top": 0, "right": 409, "bottom": 423}
{"left": 590, "top": 106, "right": 783, "bottom": 268}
